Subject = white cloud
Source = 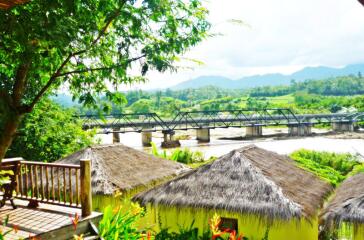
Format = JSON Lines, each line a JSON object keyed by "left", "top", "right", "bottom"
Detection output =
{"left": 128, "top": 0, "right": 364, "bottom": 90}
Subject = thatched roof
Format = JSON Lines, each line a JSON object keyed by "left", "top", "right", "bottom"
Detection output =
{"left": 133, "top": 145, "right": 332, "bottom": 221}
{"left": 320, "top": 173, "right": 364, "bottom": 230}
{"left": 57, "top": 144, "right": 189, "bottom": 195}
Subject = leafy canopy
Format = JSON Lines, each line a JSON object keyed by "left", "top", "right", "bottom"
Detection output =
{"left": 0, "top": 0, "right": 210, "bottom": 109}
{"left": 6, "top": 98, "right": 95, "bottom": 162}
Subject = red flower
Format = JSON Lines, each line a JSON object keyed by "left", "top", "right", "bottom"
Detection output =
{"left": 13, "top": 224, "right": 19, "bottom": 233}
{"left": 228, "top": 230, "right": 244, "bottom": 240}
{"left": 70, "top": 213, "right": 79, "bottom": 231}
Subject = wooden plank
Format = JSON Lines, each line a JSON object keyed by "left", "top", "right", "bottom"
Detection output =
{"left": 80, "top": 159, "right": 92, "bottom": 217}
{"left": 51, "top": 167, "right": 54, "bottom": 201}
{"left": 34, "top": 165, "right": 39, "bottom": 199}
{"left": 75, "top": 169, "right": 79, "bottom": 206}
{"left": 63, "top": 168, "right": 66, "bottom": 203}
{"left": 57, "top": 168, "right": 61, "bottom": 202}
{"left": 30, "top": 165, "right": 34, "bottom": 198}
{"left": 40, "top": 166, "right": 44, "bottom": 200}
{"left": 69, "top": 168, "right": 73, "bottom": 205}
{"left": 18, "top": 166, "right": 23, "bottom": 196}
{"left": 45, "top": 166, "right": 49, "bottom": 201}
{"left": 21, "top": 161, "right": 80, "bottom": 169}
{"left": 24, "top": 165, "right": 28, "bottom": 198}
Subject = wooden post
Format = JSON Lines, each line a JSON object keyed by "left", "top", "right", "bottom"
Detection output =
{"left": 80, "top": 159, "right": 92, "bottom": 217}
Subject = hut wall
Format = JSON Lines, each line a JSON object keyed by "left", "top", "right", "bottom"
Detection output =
{"left": 143, "top": 204, "right": 318, "bottom": 240}
{"left": 354, "top": 225, "right": 364, "bottom": 240}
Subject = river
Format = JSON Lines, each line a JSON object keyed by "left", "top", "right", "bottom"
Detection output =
{"left": 95, "top": 127, "right": 364, "bottom": 159}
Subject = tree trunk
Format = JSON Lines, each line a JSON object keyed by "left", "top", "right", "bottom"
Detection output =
{"left": 0, "top": 110, "right": 23, "bottom": 161}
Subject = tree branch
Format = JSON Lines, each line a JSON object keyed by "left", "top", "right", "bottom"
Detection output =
{"left": 12, "top": 62, "right": 31, "bottom": 108}
{"left": 26, "top": 53, "right": 73, "bottom": 112}
{"left": 27, "top": 0, "right": 129, "bottom": 112}
{"left": 56, "top": 54, "right": 146, "bottom": 78}
{"left": 71, "top": 0, "right": 127, "bottom": 56}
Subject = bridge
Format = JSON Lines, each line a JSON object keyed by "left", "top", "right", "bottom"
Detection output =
{"left": 77, "top": 108, "right": 364, "bottom": 147}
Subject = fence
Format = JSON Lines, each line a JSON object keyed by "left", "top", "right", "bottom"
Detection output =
{"left": 2, "top": 158, "right": 92, "bottom": 217}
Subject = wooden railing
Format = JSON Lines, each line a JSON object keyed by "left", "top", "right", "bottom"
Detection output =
{"left": 5, "top": 159, "right": 92, "bottom": 217}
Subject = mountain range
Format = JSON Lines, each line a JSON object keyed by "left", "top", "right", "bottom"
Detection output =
{"left": 170, "top": 64, "right": 364, "bottom": 90}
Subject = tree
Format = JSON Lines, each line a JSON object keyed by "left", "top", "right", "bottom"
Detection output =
{"left": 129, "top": 99, "right": 153, "bottom": 113}
{"left": 6, "top": 98, "right": 94, "bottom": 162}
{"left": 0, "top": 0, "right": 210, "bottom": 160}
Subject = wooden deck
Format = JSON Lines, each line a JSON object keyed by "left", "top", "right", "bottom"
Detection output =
{"left": 0, "top": 200, "right": 102, "bottom": 240}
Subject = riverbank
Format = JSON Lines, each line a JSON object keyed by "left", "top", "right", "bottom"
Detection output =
{"left": 95, "top": 127, "right": 364, "bottom": 159}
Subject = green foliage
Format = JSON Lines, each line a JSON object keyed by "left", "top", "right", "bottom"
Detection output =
{"left": 0, "top": 170, "right": 13, "bottom": 186}
{"left": 347, "top": 163, "right": 364, "bottom": 177}
{"left": 129, "top": 99, "right": 154, "bottom": 113}
{"left": 6, "top": 98, "right": 94, "bottom": 162}
{"left": 0, "top": 215, "right": 16, "bottom": 239}
{"left": 71, "top": 74, "right": 364, "bottom": 118}
{"left": 98, "top": 203, "right": 145, "bottom": 240}
{"left": 290, "top": 149, "right": 362, "bottom": 186}
{"left": 249, "top": 75, "right": 364, "bottom": 97}
{"left": 0, "top": 0, "right": 210, "bottom": 160}
{"left": 0, "top": 0, "right": 210, "bottom": 107}
{"left": 151, "top": 142, "right": 205, "bottom": 164}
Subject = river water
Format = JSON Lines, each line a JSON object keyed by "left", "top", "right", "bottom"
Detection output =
{"left": 96, "top": 128, "right": 364, "bottom": 159}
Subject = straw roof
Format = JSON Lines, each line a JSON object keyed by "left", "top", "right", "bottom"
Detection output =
{"left": 320, "top": 173, "right": 364, "bottom": 230}
{"left": 0, "top": 0, "right": 27, "bottom": 9}
{"left": 57, "top": 144, "right": 189, "bottom": 195}
{"left": 133, "top": 145, "right": 332, "bottom": 221}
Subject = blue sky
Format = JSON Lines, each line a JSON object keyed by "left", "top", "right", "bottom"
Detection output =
{"left": 133, "top": 0, "right": 364, "bottom": 90}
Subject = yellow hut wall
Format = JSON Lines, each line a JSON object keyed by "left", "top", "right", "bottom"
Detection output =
{"left": 354, "top": 225, "right": 364, "bottom": 240}
{"left": 143, "top": 204, "right": 319, "bottom": 240}
{"left": 335, "top": 223, "right": 364, "bottom": 240}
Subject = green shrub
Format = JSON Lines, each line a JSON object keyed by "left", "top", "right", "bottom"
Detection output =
{"left": 290, "top": 149, "right": 361, "bottom": 186}
{"left": 347, "top": 163, "right": 364, "bottom": 177}
{"left": 98, "top": 203, "right": 145, "bottom": 240}
{"left": 151, "top": 142, "right": 206, "bottom": 164}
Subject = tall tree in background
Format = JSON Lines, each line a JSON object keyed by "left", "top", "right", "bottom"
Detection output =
{"left": 0, "top": 0, "right": 210, "bottom": 160}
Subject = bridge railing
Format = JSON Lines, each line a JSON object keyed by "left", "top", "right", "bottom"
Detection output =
{"left": 80, "top": 112, "right": 170, "bottom": 132}
{"left": 168, "top": 108, "right": 302, "bottom": 130}
{"left": 76, "top": 109, "right": 363, "bottom": 133}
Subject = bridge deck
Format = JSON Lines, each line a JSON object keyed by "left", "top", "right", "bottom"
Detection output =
{"left": 78, "top": 110, "right": 361, "bottom": 133}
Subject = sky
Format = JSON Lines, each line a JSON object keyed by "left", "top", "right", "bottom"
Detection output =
{"left": 131, "top": 0, "right": 364, "bottom": 90}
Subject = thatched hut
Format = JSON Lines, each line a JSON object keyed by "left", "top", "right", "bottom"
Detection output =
{"left": 320, "top": 173, "right": 364, "bottom": 240}
{"left": 133, "top": 145, "right": 333, "bottom": 239}
{"left": 57, "top": 144, "right": 189, "bottom": 211}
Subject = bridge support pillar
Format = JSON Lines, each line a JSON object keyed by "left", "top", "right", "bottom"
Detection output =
{"left": 288, "top": 123, "right": 312, "bottom": 136}
{"left": 196, "top": 128, "right": 210, "bottom": 142}
{"left": 112, "top": 129, "right": 120, "bottom": 144}
{"left": 331, "top": 121, "right": 355, "bottom": 132}
{"left": 161, "top": 131, "right": 181, "bottom": 148}
{"left": 141, "top": 132, "right": 152, "bottom": 147}
{"left": 245, "top": 125, "right": 263, "bottom": 137}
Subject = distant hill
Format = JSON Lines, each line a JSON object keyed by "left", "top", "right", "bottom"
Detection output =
{"left": 171, "top": 64, "right": 364, "bottom": 90}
